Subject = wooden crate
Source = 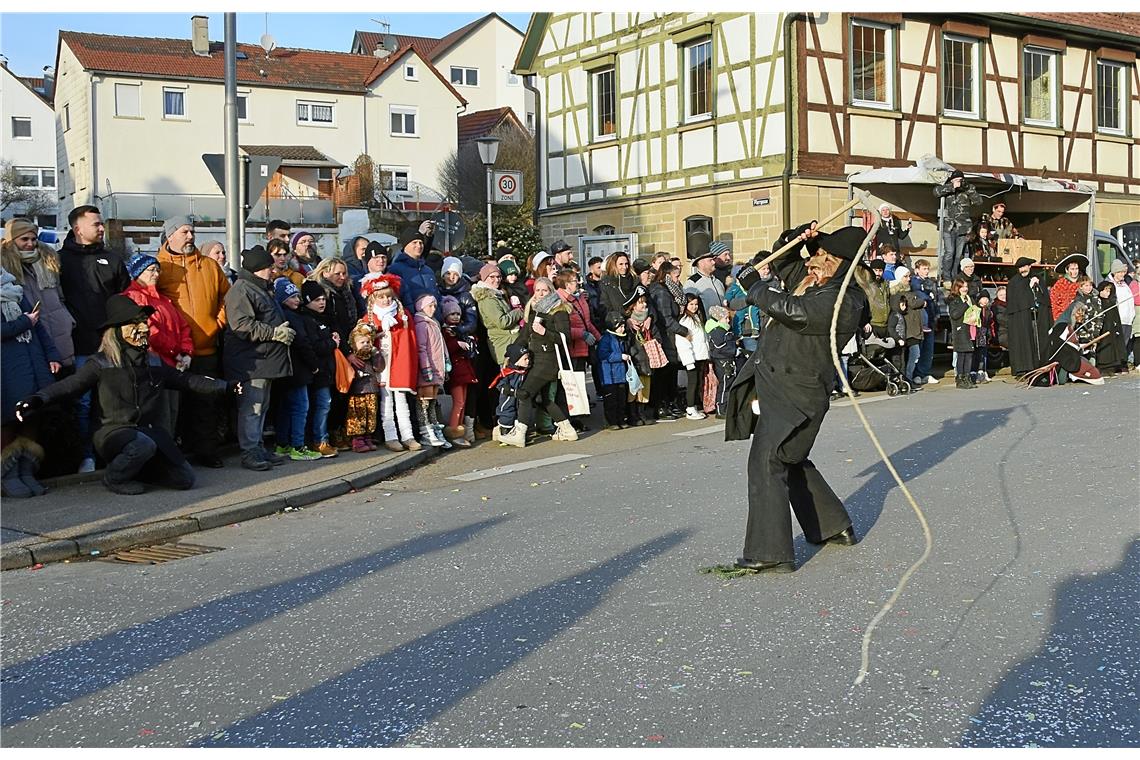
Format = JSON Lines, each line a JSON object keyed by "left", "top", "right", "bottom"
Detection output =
{"left": 997, "top": 238, "right": 1042, "bottom": 263}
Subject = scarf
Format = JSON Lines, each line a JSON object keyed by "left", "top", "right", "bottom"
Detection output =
{"left": 373, "top": 301, "right": 399, "bottom": 331}
{"left": 1, "top": 270, "right": 30, "bottom": 343}
{"left": 665, "top": 277, "right": 685, "bottom": 306}
{"left": 19, "top": 245, "right": 60, "bottom": 290}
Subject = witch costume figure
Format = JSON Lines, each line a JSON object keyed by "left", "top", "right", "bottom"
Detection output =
{"left": 725, "top": 224, "right": 871, "bottom": 573}
{"left": 14, "top": 295, "right": 237, "bottom": 495}
{"left": 1005, "top": 256, "right": 1053, "bottom": 379}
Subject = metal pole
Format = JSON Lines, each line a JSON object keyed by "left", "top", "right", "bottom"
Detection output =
{"left": 485, "top": 167, "right": 493, "bottom": 257}
{"left": 223, "top": 13, "right": 241, "bottom": 270}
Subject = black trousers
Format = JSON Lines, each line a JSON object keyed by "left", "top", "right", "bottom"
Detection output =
{"left": 649, "top": 363, "right": 677, "bottom": 411}
{"left": 103, "top": 428, "right": 195, "bottom": 491}
{"left": 178, "top": 353, "right": 222, "bottom": 456}
{"left": 743, "top": 407, "right": 852, "bottom": 562}
{"left": 685, "top": 361, "right": 708, "bottom": 408}
{"left": 517, "top": 367, "right": 568, "bottom": 427}
{"left": 601, "top": 382, "right": 628, "bottom": 425}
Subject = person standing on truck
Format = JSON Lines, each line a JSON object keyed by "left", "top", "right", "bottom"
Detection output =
{"left": 983, "top": 202, "right": 1021, "bottom": 240}
{"left": 934, "top": 169, "right": 982, "bottom": 286}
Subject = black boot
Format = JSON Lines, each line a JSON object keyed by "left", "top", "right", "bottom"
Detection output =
{"left": 17, "top": 452, "right": 47, "bottom": 496}
{"left": 627, "top": 402, "right": 645, "bottom": 427}
{"left": 1, "top": 454, "right": 32, "bottom": 498}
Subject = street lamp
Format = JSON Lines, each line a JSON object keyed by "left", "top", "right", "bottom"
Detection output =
{"left": 475, "top": 136, "right": 501, "bottom": 257}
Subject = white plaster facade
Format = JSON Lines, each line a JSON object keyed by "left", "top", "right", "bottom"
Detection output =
{"left": 433, "top": 17, "right": 533, "bottom": 127}
{"left": 1, "top": 63, "right": 59, "bottom": 226}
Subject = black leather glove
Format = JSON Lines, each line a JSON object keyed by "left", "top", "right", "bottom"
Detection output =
{"left": 15, "top": 396, "right": 44, "bottom": 423}
{"left": 776, "top": 222, "right": 816, "bottom": 250}
{"left": 735, "top": 264, "right": 761, "bottom": 292}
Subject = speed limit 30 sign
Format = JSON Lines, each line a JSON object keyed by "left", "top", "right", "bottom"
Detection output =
{"left": 492, "top": 170, "right": 523, "bottom": 205}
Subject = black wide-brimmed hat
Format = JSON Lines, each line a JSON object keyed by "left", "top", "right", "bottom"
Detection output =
{"left": 805, "top": 226, "right": 868, "bottom": 262}
{"left": 1014, "top": 256, "right": 1036, "bottom": 268}
{"left": 622, "top": 284, "right": 647, "bottom": 309}
{"left": 1054, "top": 252, "right": 1088, "bottom": 273}
{"left": 101, "top": 294, "right": 155, "bottom": 329}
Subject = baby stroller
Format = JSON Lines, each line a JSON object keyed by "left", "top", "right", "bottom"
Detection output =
{"left": 847, "top": 333, "right": 913, "bottom": 397}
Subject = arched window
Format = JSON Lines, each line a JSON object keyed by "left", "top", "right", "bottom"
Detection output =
{"left": 593, "top": 224, "right": 616, "bottom": 235}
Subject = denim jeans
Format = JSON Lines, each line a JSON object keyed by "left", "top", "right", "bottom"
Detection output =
{"left": 74, "top": 354, "right": 94, "bottom": 458}
{"left": 236, "top": 378, "right": 272, "bottom": 454}
{"left": 275, "top": 384, "right": 309, "bottom": 449}
{"left": 905, "top": 343, "right": 921, "bottom": 381}
{"left": 939, "top": 229, "right": 969, "bottom": 281}
{"left": 916, "top": 332, "right": 935, "bottom": 378}
{"left": 308, "top": 385, "right": 332, "bottom": 444}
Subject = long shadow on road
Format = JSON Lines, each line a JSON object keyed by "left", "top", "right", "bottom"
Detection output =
{"left": 799, "top": 407, "right": 1017, "bottom": 565}
{"left": 1, "top": 516, "right": 508, "bottom": 728}
{"left": 194, "top": 529, "right": 691, "bottom": 747}
{"left": 959, "top": 539, "right": 1139, "bottom": 747}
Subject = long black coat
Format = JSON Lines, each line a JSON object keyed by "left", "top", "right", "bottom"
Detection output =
{"left": 647, "top": 281, "right": 687, "bottom": 363}
{"left": 1096, "top": 291, "right": 1126, "bottom": 370}
{"left": 511, "top": 305, "right": 571, "bottom": 386}
{"left": 947, "top": 295, "right": 976, "bottom": 353}
{"left": 725, "top": 252, "right": 866, "bottom": 447}
{"left": 223, "top": 270, "right": 291, "bottom": 382}
{"left": 32, "top": 346, "right": 225, "bottom": 459}
{"left": 600, "top": 273, "right": 638, "bottom": 326}
{"left": 1005, "top": 271, "right": 1052, "bottom": 374}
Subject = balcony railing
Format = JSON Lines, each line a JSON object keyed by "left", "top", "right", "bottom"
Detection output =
{"left": 104, "top": 192, "right": 336, "bottom": 225}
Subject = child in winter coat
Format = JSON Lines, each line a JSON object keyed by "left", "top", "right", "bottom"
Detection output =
{"left": 974, "top": 292, "right": 993, "bottom": 383}
{"left": 624, "top": 290, "right": 659, "bottom": 426}
{"left": 345, "top": 321, "right": 383, "bottom": 453}
{"left": 440, "top": 295, "right": 477, "bottom": 447}
{"left": 675, "top": 293, "right": 710, "bottom": 420}
{"left": 886, "top": 292, "right": 911, "bottom": 387}
{"left": 272, "top": 279, "right": 322, "bottom": 460}
{"left": 596, "top": 318, "right": 631, "bottom": 430}
{"left": 413, "top": 293, "right": 449, "bottom": 449}
{"left": 705, "top": 304, "right": 738, "bottom": 417}
{"left": 359, "top": 273, "right": 421, "bottom": 452}
{"left": 490, "top": 343, "right": 530, "bottom": 442}
{"left": 300, "top": 281, "right": 339, "bottom": 457}
{"left": 498, "top": 254, "right": 529, "bottom": 319}
{"left": 947, "top": 278, "right": 978, "bottom": 389}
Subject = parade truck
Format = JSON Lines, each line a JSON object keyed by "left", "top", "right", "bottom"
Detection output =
{"left": 847, "top": 156, "right": 1133, "bottom": 345}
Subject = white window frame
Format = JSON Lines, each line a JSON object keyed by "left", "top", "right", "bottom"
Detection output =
{"left": 1096, "top": 60, "right": 1127, "bottom": 137}
{"left": 379, "top": 165, "right": 410, "bottom": 193}
{"left": 591, "top": 66, "right": 617, "bottom": 141}
{"left": 162, "top": 86, "right": 187, "bottom": 119}
{"left": 114, "top": 82, "right": 142, "bottom": 118}
{"left": 850, "top": 18, "right": 896, "bottom": 110}
{"left": 14, "top": 167, "right": 41, "bottom": 187}
{"left": 297, "top": 99, "right": 335, "bottom": 127}
{"left": 40, "top": 168, "right": 56, "bottom": 189}
{"left": 450, "top": 66, "right": 479, "bottom": 87}
{"left": 236, "top": 92, "right": 250, "bottom": 122}
{"left": 942, "top": 33, "right": 981, "bottom": 120}
{"left": 1022, "top": 46, "right": 1059, "bottom": 128}
{"left": 404, "top": 63, "right": 418, "bottom": 81}
{"left": 389, "top": 105, "right": 418, "bottom": 137}
{"left": 683, "top": 37, "right": 713, "bottom": 122}
{"left": 11, "top": 116, "right": 32, "bottom": 139}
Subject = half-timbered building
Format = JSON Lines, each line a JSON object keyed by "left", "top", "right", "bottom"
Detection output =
{"left": 514, "top": 12, "right": 1139, "bottom": 267}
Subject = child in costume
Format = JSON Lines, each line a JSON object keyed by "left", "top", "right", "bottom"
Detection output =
{"left": 440, "top": 295, "right": 478, "bottom": 447}
{"left": 359, "top": 273, "right": 421, "bottom": 452}
{"left": 413, "top": 294, "right": 449, "bottom": 449}
{"left": 344, "top": 321, "right": 381, "bottom": 453}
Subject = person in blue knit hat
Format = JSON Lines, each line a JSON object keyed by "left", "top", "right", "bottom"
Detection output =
{"left": 271, "top": 278, "right": 322, "bottom": 461}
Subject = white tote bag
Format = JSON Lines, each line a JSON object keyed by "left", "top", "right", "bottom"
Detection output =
{"left": 557, "top": 333, "right": 590, "bottom": 417}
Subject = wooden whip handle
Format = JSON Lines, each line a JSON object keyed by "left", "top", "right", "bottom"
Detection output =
{"left": 749, "top": 196, "right": 865, "bottom": 273}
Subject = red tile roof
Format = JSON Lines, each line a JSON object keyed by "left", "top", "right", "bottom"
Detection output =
{"left": 352, "top": 14, "right": 521, "bottom": 62}
{"left": 458, "top": 107, "right": 527, "bottom": 145}
{"left": 1017, "top": 12, "right": 1140, "bottom": 37}
{"left": 58, "top": 30, "right": 464, "bottom": 104}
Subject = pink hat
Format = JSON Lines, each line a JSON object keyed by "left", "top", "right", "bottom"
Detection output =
{"left": 479, "top": 262, "right": 500, "bottom": 282}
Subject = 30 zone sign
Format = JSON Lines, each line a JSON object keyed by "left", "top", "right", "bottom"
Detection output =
{"left": 492, "top": 170, "right": 523, "bottom": 204}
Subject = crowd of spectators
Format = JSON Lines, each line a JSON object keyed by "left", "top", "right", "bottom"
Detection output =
{"left": 2, "top": 204, "right": 1137, "bottom": 498}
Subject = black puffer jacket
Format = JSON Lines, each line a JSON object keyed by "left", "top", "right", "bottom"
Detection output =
{"left": 58, "top": 232, "right": 130, "bottom": 355}
{"left": 223, "top": 270, "right": 291, "bottom": 381}
{"left": 647, "top": 281, "right": 687, "bottom": 363}
{"left": 933, "top": 180, "right": 983, "bottom": 234}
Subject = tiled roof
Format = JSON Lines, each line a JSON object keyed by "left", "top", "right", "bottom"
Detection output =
{"left": 457, "top": 106, "right": 525, "bottom": 144}
{"left": 240, "top": 145, "right": 343, "bottom": 165}
{"left": 356, "top": 31, "right": 442, "bottom": 59}
{"left": 14, "top": 75, "right": 53, "bottom": 106}
{"left": 60, "top": 31, "right": 387, "bottom": 93}
{"left": 1017, "top": 12, "right": 1140, "bottom": 38}
{"left": 58, "top": 31, "right": 465, "bottom": 105}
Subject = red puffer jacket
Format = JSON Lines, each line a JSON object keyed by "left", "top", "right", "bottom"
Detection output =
{"left": 123, "top": 280, "right": 193, "bottom": 366}
{"left": 559, "top": 289, "right": 601, "bottom": 359}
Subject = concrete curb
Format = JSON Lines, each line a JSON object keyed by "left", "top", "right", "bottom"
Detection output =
{"left": 1, "top": 447, "right": 438, "bottom": 571}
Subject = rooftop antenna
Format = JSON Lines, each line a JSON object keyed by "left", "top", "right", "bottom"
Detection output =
{"left": 260, "top": 13, "right": 276, "bottom": 58}
{"left": 370, "top": 18, "right": 399, "bottom": 53}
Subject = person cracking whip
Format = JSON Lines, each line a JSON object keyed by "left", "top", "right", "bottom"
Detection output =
{"left": 722, "top": 222, "right": 876, "bottom": 573}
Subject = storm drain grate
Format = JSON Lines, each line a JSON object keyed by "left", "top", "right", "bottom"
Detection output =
{"left": 103, "top": 542, "right": 224, "bottom": 565}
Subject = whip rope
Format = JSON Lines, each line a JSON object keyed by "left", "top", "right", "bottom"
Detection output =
{"left": 826, "top": 212, "right": 934, "bottom": 687}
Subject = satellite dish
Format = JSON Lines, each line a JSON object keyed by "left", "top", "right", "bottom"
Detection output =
{"left": 383, "top": 34, "right": 398, "bottom": 53}
{"left": 259, "top": 34, "right": 277, "bottom": 56}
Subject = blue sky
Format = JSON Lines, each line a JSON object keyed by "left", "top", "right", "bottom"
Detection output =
{"left": 0, "top": 12, "right": 534, "bottom": 76}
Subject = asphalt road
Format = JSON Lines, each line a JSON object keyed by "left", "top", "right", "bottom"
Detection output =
{"left": 2, "top": 375, "right": 1137, "bottom": 748}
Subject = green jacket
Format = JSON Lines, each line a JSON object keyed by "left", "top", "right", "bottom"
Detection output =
{"left": 868, "top": 278, "right": 891, "bottom": 328}
{"left": 472, "top": 281, "right": 523, "bottom": 365}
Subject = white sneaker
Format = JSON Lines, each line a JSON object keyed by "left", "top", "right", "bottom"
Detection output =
{"left": 925, "top": 375, "right": 939, "bottom": 385}
{"left": 552, "top": 420, "right": 579, "bottom": 442}
{"left": 498, "top": 422, "right": 527, "bottom": 448}
{"left": 685, "top": 407, "right": 707, "bottom": 420}
{"left": 78, "top": 457, "right": 96, "bottom": 474}
{"left": 979, "top": 371, "right": 990, "bottom": 383}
